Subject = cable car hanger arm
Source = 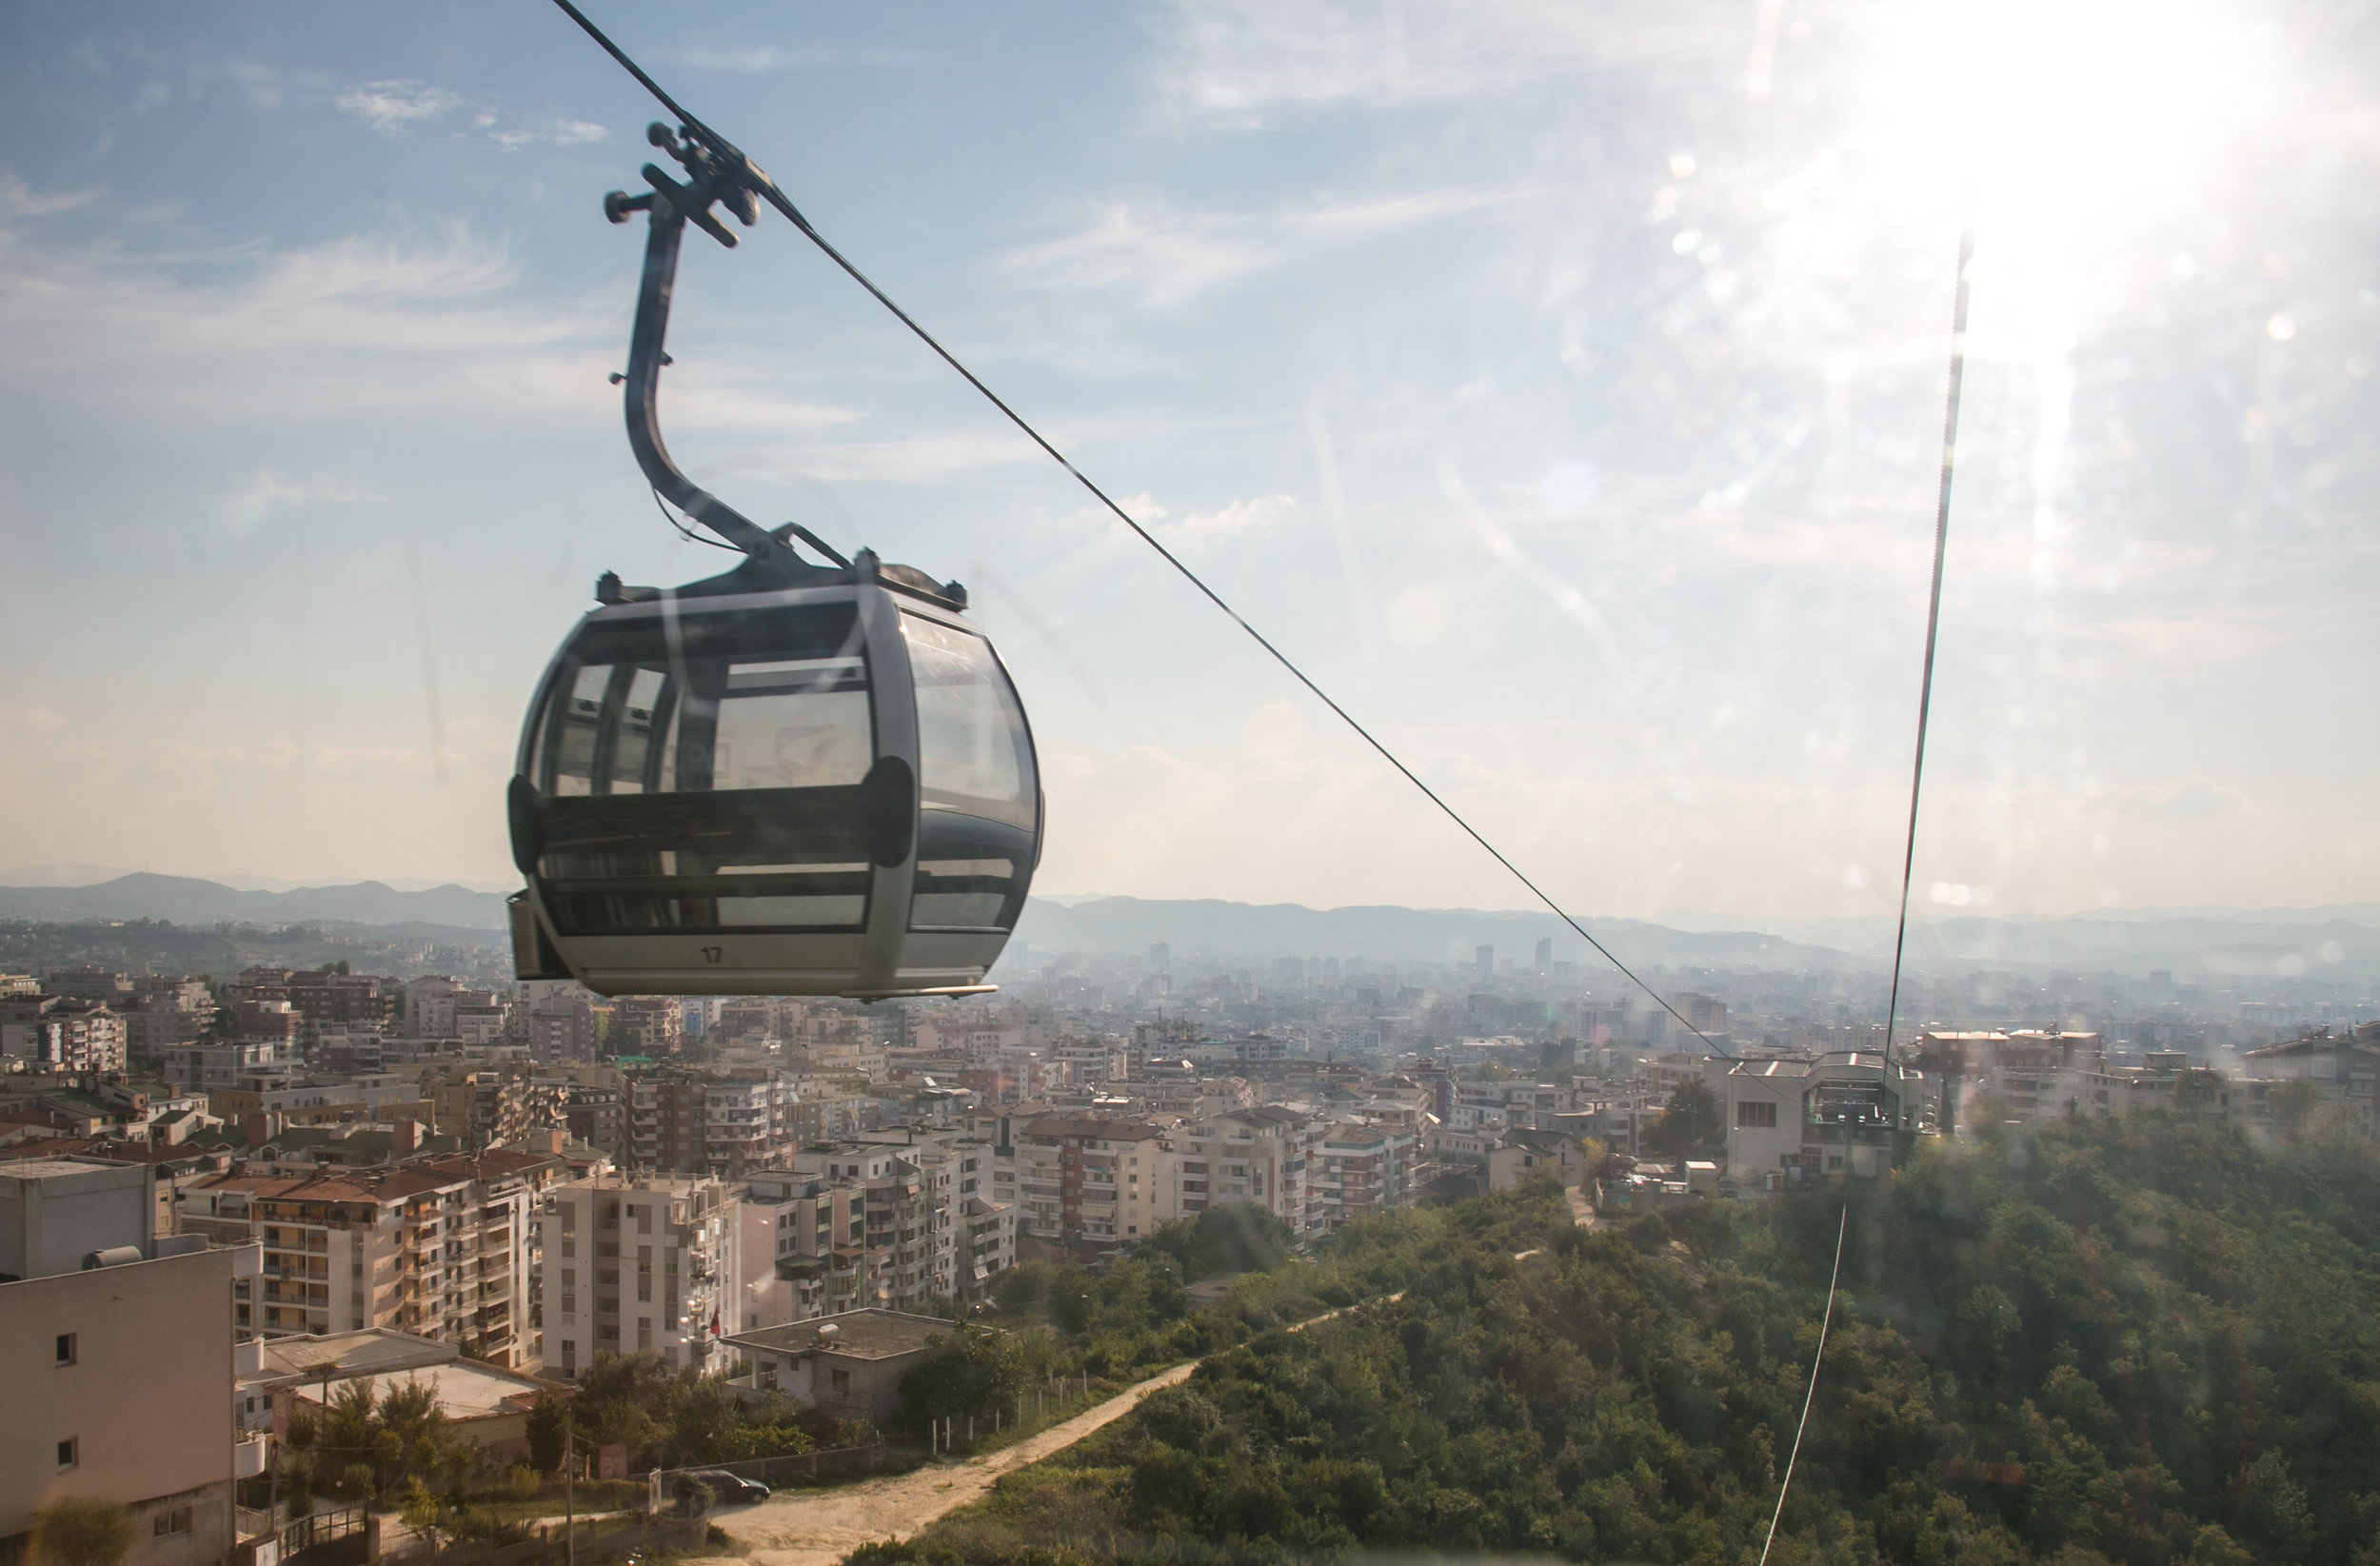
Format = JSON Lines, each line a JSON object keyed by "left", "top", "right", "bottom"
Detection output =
{"left": 604, "top": 124, "right": 779, "bottom": 563}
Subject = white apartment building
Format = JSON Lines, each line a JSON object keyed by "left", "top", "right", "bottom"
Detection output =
{"left": 1163, "top": 1106, "right": 1320, "bottom": 1239}
{"left": 541, "top": 1173, "right": 727, "bottom": 1380}
{"left": 1, "top": 1235, "right": 261, "bottom": 1566}
{"left": 1313, "top": 1122, "right": 1416, "bottom": 1231}
{"left": 158, "top": 1039, "right": 284, "bottom": 1094}
{"left": 1, "top": 998, "right": 129, "bottom": 1073}
{"left": 1718, "top": 1052, "right": 1934, "bottom": 1181}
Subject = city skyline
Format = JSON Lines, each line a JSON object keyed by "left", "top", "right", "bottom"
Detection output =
{"left": 1, "top": 1, "right": 2372, "bottom": 921}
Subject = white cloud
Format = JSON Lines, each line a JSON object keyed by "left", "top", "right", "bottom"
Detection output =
{"left": 679, "top": 43, "right": 933, "bottom": 72}
{"left": 0, "top": 171, "right": 100, "bottom": 223}
{"left": 1160, "top": 493, "right": 1298, "bottom": 553}
{"left": 491, "top": 119, "right": 610, "bottom": 150}
{"left": 335, "top": 80, "right": 463, "bottom": 135}
{"left": 211, "top": 470, "right": 383, "bottom": 539}
{"left": 1002, "top": 185, "right": 1545, "bottom": 305}
{"left": 1160, "top": 0, "right": 1727, "bottom": 114}
{"left": 0, "top": 197, "right": 614, "bottom": 422}
{"left": 1002, "top": 203, "right": 1273, "bottom": 307}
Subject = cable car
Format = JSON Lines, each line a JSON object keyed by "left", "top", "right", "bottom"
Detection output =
{"left": 506, "top": 125, "right": 1041, "bottom": 999}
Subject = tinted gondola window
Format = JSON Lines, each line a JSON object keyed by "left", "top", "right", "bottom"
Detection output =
{"left": 902, "top": 614, "right": 1035, "bottom": 826}
{"left": 712, "top": 656, "right": 871, "bottom": 790}
{"left": 530, "top": 604, "right": 878, "bottom": 935}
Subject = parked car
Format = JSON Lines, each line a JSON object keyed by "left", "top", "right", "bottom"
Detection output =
{"left": 684, "top": 1470, "right": 771, "bottom": 1506}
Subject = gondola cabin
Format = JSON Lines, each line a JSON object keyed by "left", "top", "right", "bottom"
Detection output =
{"left": 507, "top": 559, "right": 1041, "bottom": 998}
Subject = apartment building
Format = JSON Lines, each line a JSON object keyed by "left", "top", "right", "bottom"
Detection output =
{"left": 1, "top": 1236, "right": 259, "bottom": 1566}
{"left": 561, "top": 1080, "right": 628, "bottom": 1161}
{"left": 179, "top": 1149, "right": 556, "bottom": 1365}
{"left": 1011, "top": 1116, "right": 1167, "bottom": 1246}
{"left": 1718, "top": 1051, "right": 1933, "bottom": 1181}
{"left": 0, "top": 997, "right": 129, "bottom": 1072}
{"left": 608, "top": 998, "right": 685, "bottom": 1058}
{"left": 540, "top": 1173, "right": 728, "bottom": 1380}
{"left": 121, "top": 977, "right": 216, "bottom": 1056}
{"left": 624, "top": 1073, "right": 801, "bottom": 1176}
{"left": 1165, "top": 1106, "right": 1319, "bottom": 1238}
{"left": 734, "top": 1167, "right": 872, "bottom": 1327}
{"left": 157, "top": 1038, "right": 284, "bottom": 1094}
{"left": 224, "top": 968, "right": 400, "bottom": 1044}
{"left": 426, "top": 1069, "right": 560, "bottom": 1151}
{"left": 1312, "top": 1122, "right": 1415, "bottom": 1232}
{"left": 732, "top": 1134, "right": 1017, "bottom": 1331}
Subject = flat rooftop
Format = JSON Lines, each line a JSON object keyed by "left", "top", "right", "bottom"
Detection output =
{"left": 726, "top": 1308, "right": 956, "bottom": 1360}
{"left": 249, "top": 1328, "right": 453, "bottom": 1383}
{"left": 288, "top": 1360, "right": 558, "bottom": 1421}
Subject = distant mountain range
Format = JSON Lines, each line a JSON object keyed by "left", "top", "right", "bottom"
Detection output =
{"left": 1010, "top": 897, "right": 2380, "bottom": 978}
{"left": 0, "top": 873, "right": 511, "bottom": 930}
{"left": 1008, "top": 898, "right": 1853, "bottom": 971}
{"left": 1, "top": 871, "right": 2370, "bottom": 978}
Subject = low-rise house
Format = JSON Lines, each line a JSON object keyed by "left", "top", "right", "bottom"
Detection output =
{"left": 722, "top": 1308, "right": 960, "bottom": 1426}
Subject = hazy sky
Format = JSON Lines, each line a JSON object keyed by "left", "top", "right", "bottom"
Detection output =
{"left": 0, "top": 0, "right": 2372, "bottom": 920}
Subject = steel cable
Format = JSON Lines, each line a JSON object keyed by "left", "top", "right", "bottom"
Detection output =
{"left": 548, "top": 0, "right": 1735, "bottom": 1058}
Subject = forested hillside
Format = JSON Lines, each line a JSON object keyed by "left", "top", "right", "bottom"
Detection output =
{"left": 860, "top": 1113, "right": 2380, "bottom": 1566}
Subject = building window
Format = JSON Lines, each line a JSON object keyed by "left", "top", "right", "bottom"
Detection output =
{"left": 154, "top": 1509, "right": 194, "bottom": 1537}
{"left": 55, "top": 1334, "right": 76, "bottom": 1366}
{"left": 830, "top": 1368, "right": 850, "bottom": 1392}
{"left": 1736, "top": 1101, "right": 1777, "bottom": 1129}
{"left": 57, "top": 1437, "right": 78, "bottom": 1470}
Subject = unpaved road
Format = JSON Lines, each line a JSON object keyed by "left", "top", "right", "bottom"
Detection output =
{"left": 693, "top": 1200, "right": 1597, "bottom": 1566}
{"left": 695, "top": 1361, "right": 1197, "bottom": 1566}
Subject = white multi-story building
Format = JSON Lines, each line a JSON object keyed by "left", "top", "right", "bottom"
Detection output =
{"left": 0, "top": 1163, "right": 260, "bottom": 1566}
{"left": 1163, "top": 1106, "right": 1320, "bottom": 1239}
{"left": 1312, "top": 1122, "right": 1415, "bottom": 1232}
{"left": 1718, "top": 1052, "right": 1935, "bottom": 1182}
{"left": 1, "top": 998, "right": 129, "bottom": 1072}
{"left": 728, "top": 1138, "right": 1016, "bottom": 1333}
{"left": 158, "top": 1039, "right": 283, "bottom": 1094}
{"left": 540, "top": 1173, "right": 728, "bottom": 1379}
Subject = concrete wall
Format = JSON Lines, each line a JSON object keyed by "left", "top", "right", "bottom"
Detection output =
{"left": 0, "top": 1160, "right": 154, "bottom": 1280}
{"left": 0, "top": 1243, "right": 253, "bottom": 1566}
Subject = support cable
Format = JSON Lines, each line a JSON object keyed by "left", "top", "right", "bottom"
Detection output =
{"left": 547, "top": 0, "right": 1734, "bottom": 1059}
{"left": 1882, "top": 229, "right": 1974, "bottom": 1067}
{"left": 1756, "top": 1202, "right": 1849, "bottom": 1566}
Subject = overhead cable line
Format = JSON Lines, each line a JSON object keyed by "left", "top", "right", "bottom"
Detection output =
{"left": 547, "top": 0, "right": 1734, "bottom": 1058}
{"left": 1882, "top": 228, "right": 1975, "bottom": 1066}
{"left": 1756, "top": 1202, "right": 1849, "bottom": 1566}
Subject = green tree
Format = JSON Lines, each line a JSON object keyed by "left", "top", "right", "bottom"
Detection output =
{"left": 898, "top": 1324, "right": 1027, "bottom": 1429}
{"left": 1641, "top": 1076, "right": 1725, "bottom": 1160}
{"left": 28, "top": 1499, "right": 135, "bottom": 1566}
{"left": 1191, "top": 1203, "right": 1295, "bottom": 1275}
{"left": 526, "top": 1392, "right": 568, "bottom": 1475}
{"left": 377, "top": 1377, "right": 454, "bottom": 1487}
{"left": 398, "top": 1479, "right": 449, "bottom": 1557}
{"left": 2172, "top": 1068, "right": 2227, "bottom": 1118}
{"left": 2266, "top": 1078, "right": 2326, "bottom": 1141}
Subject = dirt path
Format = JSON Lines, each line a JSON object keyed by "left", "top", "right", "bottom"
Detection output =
{"left": 696, "top": 1361, "right": 1198, "bottom": 1566}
